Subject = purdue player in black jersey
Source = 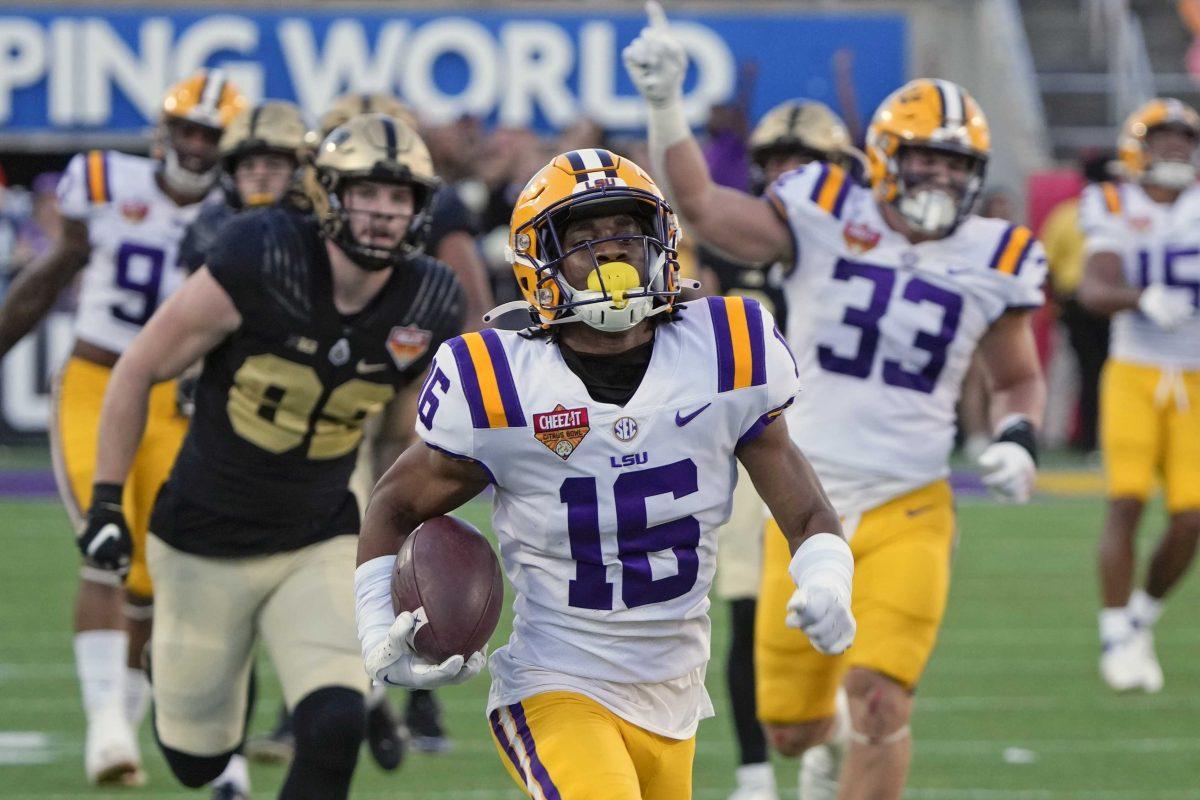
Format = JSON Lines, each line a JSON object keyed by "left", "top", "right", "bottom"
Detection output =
{"left": 82, "top": 113, "right": 464, "bottom": 800}
{"left": 709, "top": 101, "right": 861, "bottom": 800}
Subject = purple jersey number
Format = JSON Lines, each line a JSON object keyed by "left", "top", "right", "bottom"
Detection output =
{"left": 416, "top": 366, "right": 450, "bottom": 429}
{"left": 818, "top": 258, "right": 963, "bottom": 394}
{"left": 562, "top": 458, "right": 701, "bottom": 610}
{"left": 111, "top": 242, "right": 165, "bottom": 326}
{"left": 1137, "top": 247, "right": 1200, "bottom": 308}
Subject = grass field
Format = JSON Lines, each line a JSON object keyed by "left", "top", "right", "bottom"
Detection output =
{"left": 2, "top": 478, "right": 1199, "bottom": 799}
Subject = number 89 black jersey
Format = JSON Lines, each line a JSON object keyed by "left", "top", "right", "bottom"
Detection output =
{"left": 151, "top": 208, "right": 464, "bottom": 557}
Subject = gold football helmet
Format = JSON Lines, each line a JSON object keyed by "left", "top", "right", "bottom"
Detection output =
{"left": 750, "top": 100, "right": 860, "bottom": 171}
{"left": 865, "top": 78, "right": 989, "bottom": 234}
{"left": 505, "top": 148, "right": 681, "bottom": 332}
{"left": 311, "top": 112, "right": 438, "bottom": 270}
{"left": 1117, "top": 98, "right": 1200, "bottom": 188}
{"left": 317, "top": 92, "right": 419, "bottom": 141}
{"left": 220, "top": 101, "right": 310, "bottom": 206}
{"left": 158, "top": 70, "right": 248, "bottom": 197}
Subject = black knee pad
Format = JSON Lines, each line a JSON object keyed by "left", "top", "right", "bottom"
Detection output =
{"left": 292, "top": 687, "right": 365, "bottom": 772}
{"left": 157, "top": 743, "right": 234, "bottom": 788}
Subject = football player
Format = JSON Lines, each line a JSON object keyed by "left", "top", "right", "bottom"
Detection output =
{"left": 1078, "top": 98, "right": 1200, "bottom": 693}
{"left": 624, "top": 7, "right": 1046, "bottom": 799}
{"left": 354, "top": 147, "right": 857, "bottom": 799}
{"left": 0, "top": 69, "right": 245, "bottom": 786}
{"left": 83, "top": 113, "right": 463, "bottom": 799}
{"left": 712, "top": 99, "right": 862, "bottom": 800}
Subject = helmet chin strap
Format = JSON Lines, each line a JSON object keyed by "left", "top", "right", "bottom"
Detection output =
{"left": 1144, "top": 160, "right": 1197, "bottom": 191}
{"left": 162, "top": 149, "right": 218, "bottom": 198}
{"left": 896, "top": 188, "right": 959, "bottom": 235}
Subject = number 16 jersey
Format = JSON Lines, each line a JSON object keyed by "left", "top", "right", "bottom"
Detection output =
{"left": 769, "top": 163, "right": 1047, "bottom": 515}
{"left": 417, "top": 298, "right": 799, "bottom": 736}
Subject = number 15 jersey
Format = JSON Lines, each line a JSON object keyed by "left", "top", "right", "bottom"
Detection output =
{"left": 417, "top": 298, "right": 798, "bottom": 736}
{"left": 770, "top": 163, "right": 1047, "bottom": 515}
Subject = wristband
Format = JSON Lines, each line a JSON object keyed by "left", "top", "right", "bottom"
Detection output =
{"left": 91, "top": 482, "right": 124, "bottom": 509}
{"left": 647, "top": 96, "right": 692, "bottom": 150}
{"left": 994, "top": 413, "right": 1038, "bottom": 465}
{"left": 354, "top": 555, "right": 397, "bottom": 660}
{"left": 788, "top": 532, "right": 853, "bottom": 594}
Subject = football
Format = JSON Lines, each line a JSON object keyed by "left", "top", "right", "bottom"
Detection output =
{"left": 390, "top": 515, "right": 504, "bottom": 663}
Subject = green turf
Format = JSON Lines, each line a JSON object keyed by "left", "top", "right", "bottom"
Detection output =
{"left": 1, "top": 492, "right": 1197, "bottom": 799}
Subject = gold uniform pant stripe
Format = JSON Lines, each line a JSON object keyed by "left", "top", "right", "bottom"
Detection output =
{"left": 488, "top": 691, "right": 695, "bottom": 800}
{"left": 756, "top": 480, "right": 956, "bottom": 724}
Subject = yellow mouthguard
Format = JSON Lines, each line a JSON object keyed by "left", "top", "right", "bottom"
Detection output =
{"left": 586, "top": 262, "right": 641, "bottom": 310}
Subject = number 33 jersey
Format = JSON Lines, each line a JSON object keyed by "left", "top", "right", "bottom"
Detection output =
{"left": 769, "top": 163, "right": 1047, "bottom": 514}
{"left": 56, "top": 150, "right": 216, "bottom": 353}
{"left": 417, "top": 298, "right": 799, "bottom": 732}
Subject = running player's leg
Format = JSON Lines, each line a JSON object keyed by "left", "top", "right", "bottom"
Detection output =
{"left": 260, "top": 535, "right": 368, "bottom": 800}
{"left": 1097, "top": 361, "right": 1159, "bottom": 688}
{"left": 489, "top": 692, "right": 642, "bottom": 800}
{"left": 52, "top": 358, "right": 142, "bottom": 785}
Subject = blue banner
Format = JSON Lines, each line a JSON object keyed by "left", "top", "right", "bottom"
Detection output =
{"left": 0, "top": 8, "right": 906, "bottom": 138}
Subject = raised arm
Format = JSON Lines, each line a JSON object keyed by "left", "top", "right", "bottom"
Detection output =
{"left": 623, "top": 1, "right": 793, "bottom": 265}
{"left": 0, "top": 218, "right": 90, "bottom": 358}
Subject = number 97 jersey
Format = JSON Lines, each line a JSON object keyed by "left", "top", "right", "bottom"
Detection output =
{"left": 416, "top": 298, "right": 799, "bottom": 688}
{"left": 769, "top": 163, "right": 1047, "bottom": 513}
{"left": 56, "top": 150, "right": 214, "bottom": 353}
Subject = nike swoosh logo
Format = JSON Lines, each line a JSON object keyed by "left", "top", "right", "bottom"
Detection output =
{"left": 87, "top": 523, "right": 120, "bottom": 556}
{"left": 946, "top": 266, "right": 976, "bottom": 275}
{"left": 905, "top": 503, "right": 935, "bottom": 518}
{"left": 675, "top": 403, "right": 712, "bottom": 427}
{"left": 357, "top": 360, "right": 389, "bottom": 374}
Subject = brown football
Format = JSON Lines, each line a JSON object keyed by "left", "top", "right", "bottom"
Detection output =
{"left": 390, "top": 515, "right": 504, "bottom": 663}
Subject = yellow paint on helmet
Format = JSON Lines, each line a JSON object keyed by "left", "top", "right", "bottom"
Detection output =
{"left": 161, "top": 69, "right": 248, "bottom": 131}
{"left": 1116, "top": 98, "right": 1200, "bottom": 181}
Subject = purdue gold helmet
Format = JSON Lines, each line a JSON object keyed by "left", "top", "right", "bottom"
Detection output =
{"left": 1117, "top": 98, "right": 1200, "bottom": 188}
{"left": 312, "top": 113, "right": 438, "bottom": 271}
{"left": 749, "top": 100, "right": 859, "bottom": 172}
{"left": 317, "top": 92, "right": 418, "bottom": 140}
{"left": 865, "top": 79, "right": 989, "bottom": 235}
{"left": 220, "top": 101, "right": 310, "bottom": 207}
{"left": 507, "top": 148, "right": 681, "bottom": 332}
{"left": 159, "top": 70, "right": 248, "bottom": 197}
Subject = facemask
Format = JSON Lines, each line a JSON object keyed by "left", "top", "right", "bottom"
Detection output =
{"left": 1144, "top": 159, "right": 1197, "bottom": 191}
{"left": 896, "top": 188, "right": 959, "bottom": 236}
{"left": 162, "top": 148, "right": 219, "bottom": 198}
{"left": 568, "top": 261, "right": 656, "bottom": 332}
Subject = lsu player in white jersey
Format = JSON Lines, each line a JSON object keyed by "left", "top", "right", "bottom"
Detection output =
{"left": 0, "top": 70, "right": 245, "bottom": 786}
{"left": 354, "top": 148, "right": 858, "bottom": 799}
{"left": 1078, "top": 98, "right": 1200, "bottom": 693}
{"left": 625, "top": 6, "right": 1046, "bottom": 799}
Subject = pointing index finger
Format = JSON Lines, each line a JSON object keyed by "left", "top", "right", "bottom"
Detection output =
{"left": 646, "top": 0, "right": 669, "bottom": 31}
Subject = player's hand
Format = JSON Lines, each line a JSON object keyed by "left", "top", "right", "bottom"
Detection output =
{"left": 1138, "top": 284, "right": 1194, "bottom": 331}
{"left": 363, "top": 611, "right": 486, "bottom": 689}
{"left": 977, "top": 441, "right": 1036, "bottom": 503}
{"left": 622, "top": 1, "right": 687, "bottom": 108}
{"left": 78, "top": 483, "right": 132, "bottom": 578}
{"left": 786, "top": 533, "right": 856, "bottom": 655}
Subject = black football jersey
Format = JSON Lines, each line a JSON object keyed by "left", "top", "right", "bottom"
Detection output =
{"left": 151, "top": 207, "right": 464, "bottom": 556}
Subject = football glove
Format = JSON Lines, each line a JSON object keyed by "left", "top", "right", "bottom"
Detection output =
{"left": 978, "top": 414, "right": 1038, "bottom": 503}
{"left": 1138, "top": 284, "right": 1195, "bottom": 331}
{"left": 363, "top": 611, "right": 486, "bottom": 690}
{"left": 622, "top": 1, "right": 687, "bottom": 109}
{"left": 78, "top": 483, "right": 132, "bottom": 577}
{"left": 786, "top": 533, "right": 856, "bottom": 656}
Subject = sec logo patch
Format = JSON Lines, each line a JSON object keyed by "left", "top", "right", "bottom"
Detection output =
{"left": 613, "top": 416, "right": 638, "bottom": 442}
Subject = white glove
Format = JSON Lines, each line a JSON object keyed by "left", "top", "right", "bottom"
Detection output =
{"left": 364, "top": 611, "right": 486, "bottom": 689}
{"left": 785, "top": 533, "right": 856, "bottom": 656}
{"left": 622, "top": 1, "right": 687, "bottom": 108}
{"left": 1138, "top": 284, "right": 1195, "bottom": 331}
{"left": 977, "top": 441, "right": 1036, "bottom": 503}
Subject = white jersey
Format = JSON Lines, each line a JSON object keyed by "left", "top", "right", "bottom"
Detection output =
{"left": 770, "top": 162, "right": 1046, "bottom": 515}
{"left": 1079, "top": 180, "right": 1200, "bottom": 368}
{"left": 56, "top": 150, "right": 214, "bottom": 354}
{"left": 417, "top": 298, "right": 799, "bottom": 736}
